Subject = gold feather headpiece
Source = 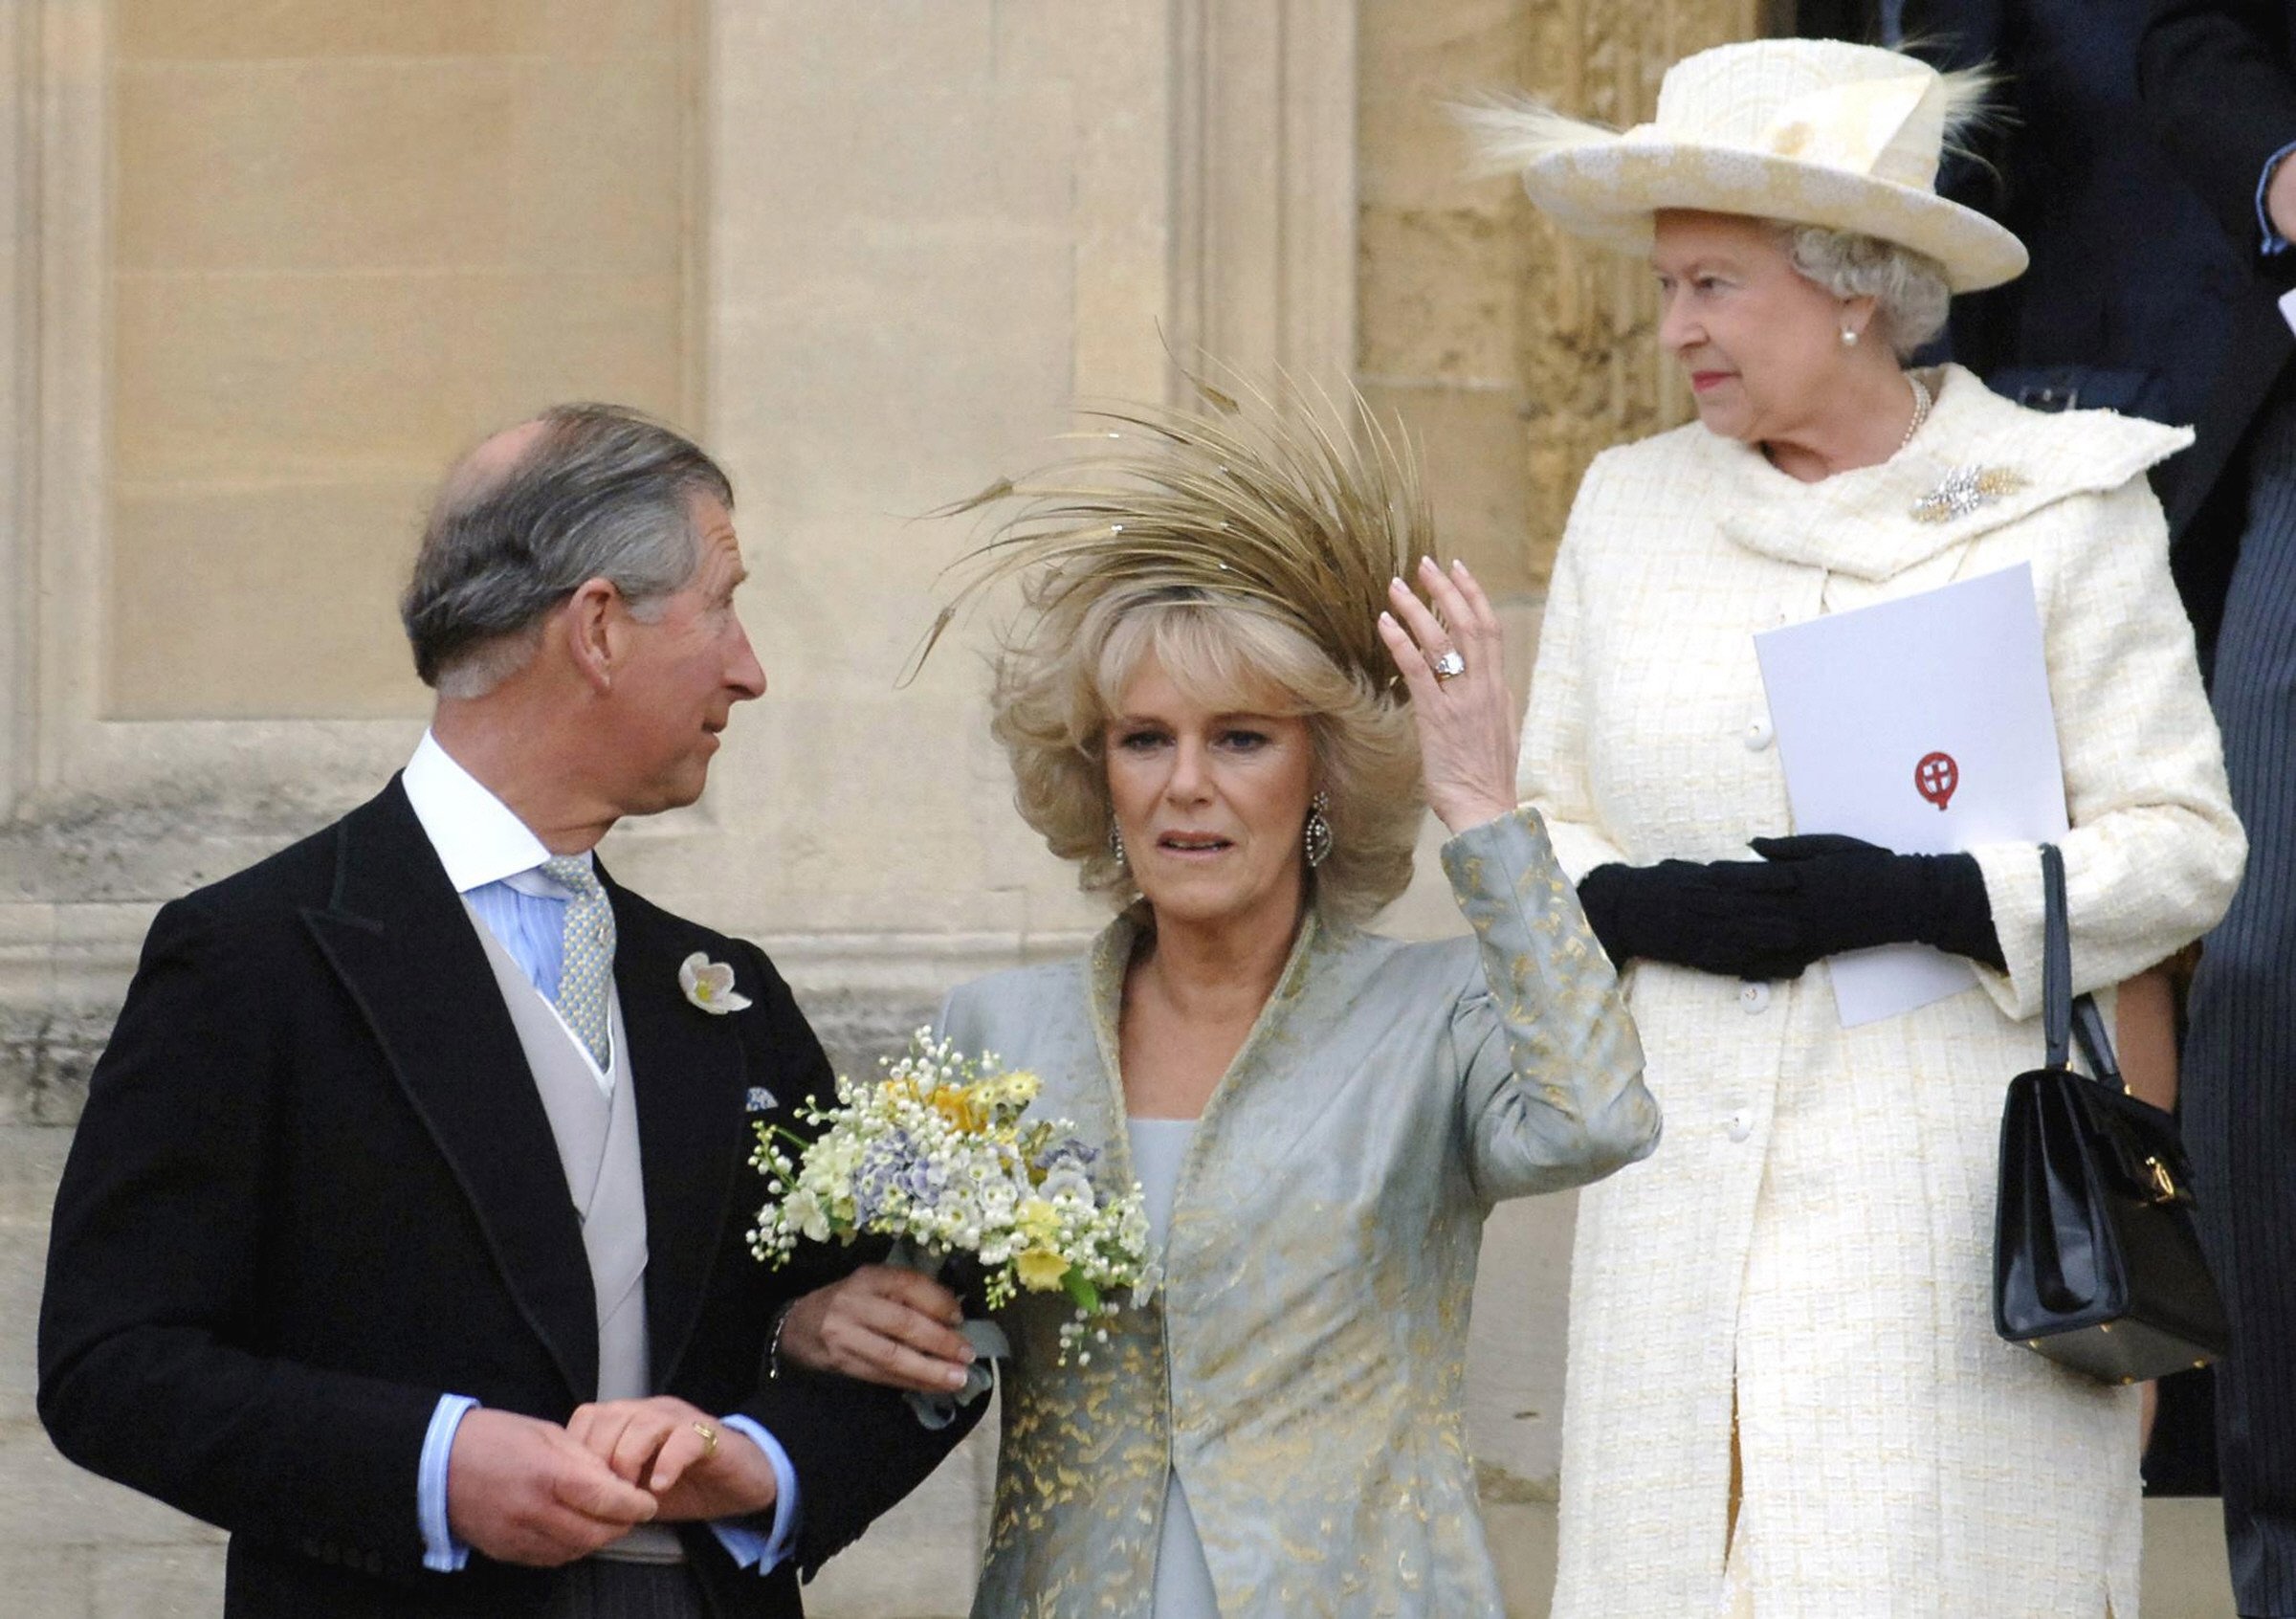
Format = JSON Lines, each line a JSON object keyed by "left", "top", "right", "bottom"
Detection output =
{"left": 913, "top": 375, "right": 1433, "bottom": 700}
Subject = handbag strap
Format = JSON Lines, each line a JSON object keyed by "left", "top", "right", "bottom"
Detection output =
{"left": 2040, "top": 841, "right": 2125, "bottom": 1086}
{"left": 2042, "top": 843, "right": 2070, "bottom": 1070}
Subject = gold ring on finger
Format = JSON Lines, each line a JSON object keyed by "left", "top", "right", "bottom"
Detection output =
{"left": 691, "top": 1421, "right": 718, "bottom": 1458}
{"left": 1430, "top": 649, "right": 1467, "bottom": 682}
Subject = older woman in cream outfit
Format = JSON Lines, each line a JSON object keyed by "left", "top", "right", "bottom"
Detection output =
{"left": 1467, "top": 39, "right": 2244, "bottom": 1619}
{"left": 833, "top": 393, "right": 1660, "bottom": 1617}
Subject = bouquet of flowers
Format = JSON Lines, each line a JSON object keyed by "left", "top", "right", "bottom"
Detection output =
{"left": 749, "top": 1030, "right": 1156, "bottom": 1410}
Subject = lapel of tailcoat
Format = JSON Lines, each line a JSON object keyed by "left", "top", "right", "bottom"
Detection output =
{"left": 299, "top": 779, "right": 599, "bottom": 1403}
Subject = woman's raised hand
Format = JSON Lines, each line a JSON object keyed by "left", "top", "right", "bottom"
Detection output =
{"left": 1379, "top": 557, "right": 1522, "bottom": 835}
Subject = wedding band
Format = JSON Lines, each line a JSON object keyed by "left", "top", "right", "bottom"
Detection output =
{"left": 1430, "top": 649, "right": 1467, "bottom": 682}
{"left": 691, "top": 1421, "right": 718, "bottom": 1458}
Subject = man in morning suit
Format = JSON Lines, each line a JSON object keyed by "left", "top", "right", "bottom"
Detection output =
{"left": 2143, "top": 4, "right": 2296, "bottom": 1612}
{"left": 36, "top": 405, "right": 979, "bottom": 1617}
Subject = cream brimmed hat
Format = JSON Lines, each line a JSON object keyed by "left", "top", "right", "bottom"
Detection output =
{"left": 1460, "top": 38, "right": 2026, "bottom": 293}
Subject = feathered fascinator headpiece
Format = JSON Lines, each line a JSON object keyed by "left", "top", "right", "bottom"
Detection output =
{"left": 912, "top": 374, "right": 1433, "bottom": 700}
{"left": 1455, "top": 37, "right": 2024, "bottom": 293}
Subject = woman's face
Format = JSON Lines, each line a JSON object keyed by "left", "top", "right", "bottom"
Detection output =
{"left": 1103, "top": 654, "right": 1316, "bottom": 937}
{"left": 1650, "top": 209, "right": 1866, "bottom": 446}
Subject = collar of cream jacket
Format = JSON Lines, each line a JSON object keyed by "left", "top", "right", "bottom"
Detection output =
{"left": 1690, "top": 363, "right": 2193, "bottom": 582}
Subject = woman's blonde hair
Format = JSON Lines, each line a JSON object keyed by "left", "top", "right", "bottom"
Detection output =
{"left": 926, "top": 377, "right": 1434, "bottom": 927}
{"left": 990, "top": 582, "right": 1424, "bottom": 925}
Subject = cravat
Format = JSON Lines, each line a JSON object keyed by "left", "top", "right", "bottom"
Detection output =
{"left": 540, "top": 854, "right": 615, "bottom": 1071}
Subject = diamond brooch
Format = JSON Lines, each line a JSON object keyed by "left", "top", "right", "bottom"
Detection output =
{"left": 1911, "top": 465, "right": 2028, "bottom": 524}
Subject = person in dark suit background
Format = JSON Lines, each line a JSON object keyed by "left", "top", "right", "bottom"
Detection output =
{"left": 1797, "top": 0, "right": 2245, "bottom": 437}
{"left": 36, "top": 405, "right": 980, "bottom": 1618}
{"left": 2142, "top": 5, "right": 2296, "bottom": 1613}
{"left": 1909, "top": 0, "right": 2246, "bottom": 441}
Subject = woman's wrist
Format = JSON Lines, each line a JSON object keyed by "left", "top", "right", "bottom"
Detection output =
{"left": 1434, "top": 795, "right": 1518, "bottom": 837}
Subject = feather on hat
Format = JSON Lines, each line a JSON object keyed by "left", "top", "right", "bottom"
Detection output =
{"left": 915, "top": 374, "right": 1431, "bottom": 701}
{"left": 1458, "top": 38, "right": 2025, "bottom": 293}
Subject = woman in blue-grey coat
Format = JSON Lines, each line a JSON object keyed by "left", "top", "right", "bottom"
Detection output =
{"left": 898, "top": 389, "right": 1655, "bottom": 1617}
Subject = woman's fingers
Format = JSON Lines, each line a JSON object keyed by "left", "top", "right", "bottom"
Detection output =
{"left": 1384, "top": 560, "right": 1522, "bottom": 833}
{"left": 864, "top": 1340, "right": 976, "bottom": 1394}
{"left": 1441, "top": 555, "right": 1503, "bottom": 639}
{"left": 845, "top": 1288, "right": 975, "bottom": 1368}
{"left": 1385, "top": 569, "right": 1456, "bottom": 667}
{"left": 1379, "top": 600, "right": 1438, "bottom": 699}
{"left": 865, "top": 1263, "right": 967, "bottom": 1328}
{"left": 784, "top": 1268, "right": 977, "bottom": 1392}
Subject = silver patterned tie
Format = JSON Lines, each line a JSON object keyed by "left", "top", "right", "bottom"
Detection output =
{"left": 540, "top": 854, "right": 615, "bottom": 1071}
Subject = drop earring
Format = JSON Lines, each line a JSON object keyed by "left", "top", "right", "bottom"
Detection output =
{"left": 1108, "top": 822, "right": 1126, "bottom": 865}
{"left": 1304, "top": 791, "right": 1333, "bottom": 869}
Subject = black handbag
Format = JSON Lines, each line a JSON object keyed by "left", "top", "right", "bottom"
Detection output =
{"left": 1991, "top": 844, "right": 2230, "bottom": 1384}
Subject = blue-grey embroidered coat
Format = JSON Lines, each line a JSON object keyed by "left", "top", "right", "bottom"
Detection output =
{"left": 938, "top": 808, "right": 1659, "bottom": 1617}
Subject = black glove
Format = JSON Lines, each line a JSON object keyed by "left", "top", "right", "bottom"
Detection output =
{"left": 1578, "top": 857, "right": 1812, "bottom": 980}
{"left": 1747, "top": 832, "right": 2005, "bottom": 971}
{"left": 1578, "top": 835, "right": 2006, "bottom": 981}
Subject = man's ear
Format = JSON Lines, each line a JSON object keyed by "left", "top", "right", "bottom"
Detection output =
{"left": 560, "top": 578, "right": 623, "bottom": 694}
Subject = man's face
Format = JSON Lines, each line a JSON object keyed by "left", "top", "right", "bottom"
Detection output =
{"left": 598, "top": 495, "right": 766, "bottom": 815}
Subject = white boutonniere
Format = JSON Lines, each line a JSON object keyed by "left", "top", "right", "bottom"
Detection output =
{"left": 678, "top": 952, "right": 753, "bottom": 1014}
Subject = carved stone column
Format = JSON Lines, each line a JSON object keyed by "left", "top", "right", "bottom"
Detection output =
{"left": 1171, "top": 0, "right": 1359, "bottom": 390}
{"left": 1358, "top": 0, "right": 1768, "bottom": 617}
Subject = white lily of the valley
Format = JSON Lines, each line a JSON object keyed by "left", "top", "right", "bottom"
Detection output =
{"left": 678, "top": 952, "right": 753, "bottom": 1014}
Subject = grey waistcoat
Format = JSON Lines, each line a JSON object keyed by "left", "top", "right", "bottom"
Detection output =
{"left": 465, "top": 902, "right": 683, "bottom": 1564}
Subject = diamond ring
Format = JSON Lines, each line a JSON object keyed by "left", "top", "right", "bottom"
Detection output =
{"left": 1430, "top": 649, "right": 1467, "bottom": 682}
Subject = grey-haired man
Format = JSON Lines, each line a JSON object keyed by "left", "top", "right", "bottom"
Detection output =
{"left": 37, "top": 406, "right": 976, "bottom": 1618}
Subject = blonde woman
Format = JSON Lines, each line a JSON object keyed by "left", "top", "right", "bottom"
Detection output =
{"left": 1467, "top": 38, "right": 2244, "bottom": 1618}
{"left": 813, "top": 392, "right": 1658, "bottom": 1616}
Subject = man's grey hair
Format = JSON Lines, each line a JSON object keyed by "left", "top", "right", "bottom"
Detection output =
{"left": 402, "top": 404, "right": 735, "bottom": 698}
{"left": 1777, "top": 224, "right": 1953, "bottom": 360}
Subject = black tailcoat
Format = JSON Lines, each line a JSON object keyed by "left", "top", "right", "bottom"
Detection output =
{"left": 37, "top": 780, "right": 971, "bottom": 1617}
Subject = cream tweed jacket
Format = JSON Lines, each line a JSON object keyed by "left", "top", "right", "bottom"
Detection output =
{"left": 939, "top": 809, "right": 1659, "bottom": 1618}
{"left": 1523, "top": 366, "right": 2245, "bottom": 1619}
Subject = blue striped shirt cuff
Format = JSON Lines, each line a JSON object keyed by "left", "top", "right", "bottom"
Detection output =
{"left": 710, "top": 1415, "right": 801, "bottom": 1573}
{"left": 419, "top": 1394, "right": 479, "bottom": 1572}
{"left": 2260, "top": 140, "right": 2296, "bottom": 255}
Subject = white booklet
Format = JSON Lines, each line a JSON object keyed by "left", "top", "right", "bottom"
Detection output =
{"left": 1753, "top": 563, "right": 2067, "bottom": 1027}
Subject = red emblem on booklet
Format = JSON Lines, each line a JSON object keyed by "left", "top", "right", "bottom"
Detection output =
{"left": 1914, "top": 750, "right": 1959, "bottom": 811}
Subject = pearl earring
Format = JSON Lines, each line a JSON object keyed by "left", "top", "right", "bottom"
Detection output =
{"left": 1840, "top": 325, "right": 1860, "bottom": 347}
